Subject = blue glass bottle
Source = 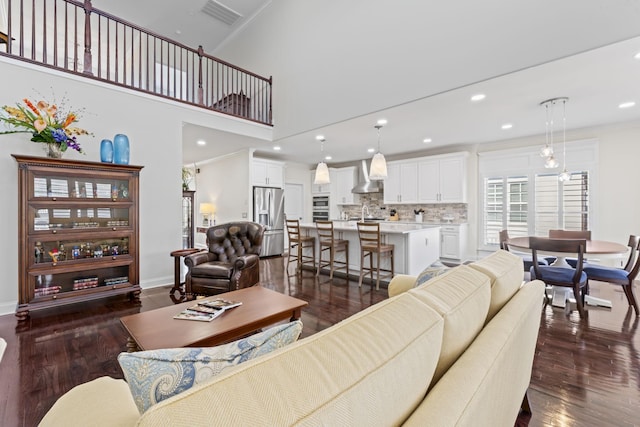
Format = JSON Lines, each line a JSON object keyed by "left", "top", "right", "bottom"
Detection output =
{"left": 100, "top": 139, "right": 113, "bottom": 163}
{"left": 113, "top": 134, "right": 130, "bottom": 165}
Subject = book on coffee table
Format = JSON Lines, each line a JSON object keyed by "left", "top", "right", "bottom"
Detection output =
{"left": 172, "top": 299, "right": 243, "bottom": 322}
{"left": 173, "top": 308, "right": 224, "bottom": 322}
{"left": 198, "top": 298, "right": 242, "bottom": 310}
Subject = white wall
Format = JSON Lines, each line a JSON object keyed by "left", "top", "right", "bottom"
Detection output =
{"left": 192, "top": 150, "right": 252, "bottom": 247}
{"left": 0, "top": 57, "right": 271, "bottom": 315}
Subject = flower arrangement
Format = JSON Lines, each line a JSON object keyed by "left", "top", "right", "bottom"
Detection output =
{"left": 0, "top": 95, "right": 90, "bottom": 155}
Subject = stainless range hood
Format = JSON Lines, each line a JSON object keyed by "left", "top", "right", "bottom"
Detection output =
{"left": 351, "top": 160, "right": 382, "bottom": 194}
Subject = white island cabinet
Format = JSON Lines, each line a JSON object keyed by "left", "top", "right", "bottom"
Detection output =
{"left": 299, "top": 222, "right": 440, "bottom": 278}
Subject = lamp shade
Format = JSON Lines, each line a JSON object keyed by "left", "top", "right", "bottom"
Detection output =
{"left": 369, "top": 152, "right": 387, "bottom": 180}
{"left": 314, "top": 162, "right": 330, "bottom": 184}
{"left": 199, "top": 203, "right": 214, "bottom": 214}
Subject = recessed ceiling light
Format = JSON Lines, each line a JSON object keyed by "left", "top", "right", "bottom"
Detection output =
{"left": 325, "top": 155, "right": 332, "bottom": 160}
{"left": 501, "top": 123, "right": 513, "bottom": 130}
{"left": 273, "top": 145, "right": 281, "bottom": 151}
{"left": 619, "top": 101, "right": 636, "bottom": 109}
{"left": 470, "top": 93, "right": 486, "bottom": 102}
{"left": 197, "top": 139, "right": 206, "bottom": 146}
{"left": 376, "top": 118, "right": 388, "bottom": 126}
{"left": 634, "top": 52, "right": 640, "bottom": 60}
{"left": 367, "top": 148, "right": 375, "bottom": 153}
{"left": 315, "top": 134, "right": 325, "bottom": 141}
{"left": 423, "top": 138, "right": 432, "bottom": 144}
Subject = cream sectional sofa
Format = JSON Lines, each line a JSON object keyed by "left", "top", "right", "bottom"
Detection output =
{"left": 40, "top": 250, "right": 544, "bottom": 426}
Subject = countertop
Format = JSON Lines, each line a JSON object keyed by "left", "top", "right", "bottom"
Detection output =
{"left": 300, "top": 221, "right": 441, "bottom": 234}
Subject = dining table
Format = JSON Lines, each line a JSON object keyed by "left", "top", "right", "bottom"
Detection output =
{"left": 506, "top": 236, "right": 628, "bottom": 309}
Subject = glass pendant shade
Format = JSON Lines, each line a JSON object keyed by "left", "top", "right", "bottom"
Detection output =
{"left": 544, "top": 155, "right": 559, "bottom": 169}
{"left": 314, "top": 161, "right": 330, "bottom": 184}
{"left": 559, "top": 169, "right": 571, "bottom": 182}
{"left": 369, "top": 152, "right": 388, "bottom": 180}
{"left": 540, "top": 144, "right": 553, "bottom": 157}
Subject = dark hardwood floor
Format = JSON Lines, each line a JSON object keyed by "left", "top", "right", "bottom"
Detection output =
{"left": 0, "top": 256, "right": 638, "bottom": 426}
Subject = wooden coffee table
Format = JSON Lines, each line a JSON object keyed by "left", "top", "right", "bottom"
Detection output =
{"left": 120, "top": 286, "right": 308, "bottom": 351}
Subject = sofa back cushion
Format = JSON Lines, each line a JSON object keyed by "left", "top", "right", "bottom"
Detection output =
{"left": 138, "top": 293, "right": 444, "bottom": 426}
{"left": 408, "top": 265, "right": 491, "bottom": 386}
{"left": 468, "top": 249, "right": 524, "bottom": 322}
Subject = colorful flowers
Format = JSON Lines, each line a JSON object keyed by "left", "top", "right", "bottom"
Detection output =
{"left": 0, "top": 95, "right": 91, "bottom": 154}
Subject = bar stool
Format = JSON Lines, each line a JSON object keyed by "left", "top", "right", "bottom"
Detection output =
{"left": 357, "top": 222, "right": 394, "bottom": 290}
{"left": 315, "top": 220, "right": 349, "bottom": 280}
{"left": 285, "top": 218, "right": 316, "bottom": 274}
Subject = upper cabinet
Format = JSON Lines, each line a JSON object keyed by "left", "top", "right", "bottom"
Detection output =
{"left": 418, "top": 153, "right": 468, "bottom": 203}
{"left": 310, "top": 169, "right": 335, "bottom": 194}
{"left": 383, "top": 160, "right": 418, "bottom": 204}
{"left": 334, "top": 167, "right": 357, "bottom": 205}
{"left": 252, "top": 158, "right": 284, "bottom": 188}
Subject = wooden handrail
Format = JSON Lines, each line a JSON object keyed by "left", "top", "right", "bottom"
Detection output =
{"left": 0, "top": 0, "right": 273, "bottom": 126}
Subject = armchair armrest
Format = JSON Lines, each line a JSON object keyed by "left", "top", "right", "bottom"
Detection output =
{"left": 184, "top": 251, "right": 216, "bottom": 268}
{"left": 233, "top": 254, "right": 259, "bottom": 271}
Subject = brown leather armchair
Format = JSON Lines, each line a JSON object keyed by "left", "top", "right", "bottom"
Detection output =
{"left": 184, "top": 222, "right": 265, "bottom": 298}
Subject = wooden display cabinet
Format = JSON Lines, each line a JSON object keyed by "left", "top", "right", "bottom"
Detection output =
{"left": 12, "top": 155, "right": 143, "bottom": 320}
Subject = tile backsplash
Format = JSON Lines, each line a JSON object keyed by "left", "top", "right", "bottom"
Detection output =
{"left": 340, "top": 193, "right": 467, "bottom": 223}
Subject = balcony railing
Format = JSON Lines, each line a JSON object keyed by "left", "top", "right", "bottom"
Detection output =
{"left": 0, "top": 0, "right": 272, "bottom": 125}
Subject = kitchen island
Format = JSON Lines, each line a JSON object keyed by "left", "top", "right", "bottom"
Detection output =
{"left": 299, "top": 221, "right": 441, "bottom": 279}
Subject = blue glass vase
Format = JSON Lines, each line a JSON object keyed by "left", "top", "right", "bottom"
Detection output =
{"left": 113, "top": 134, "right": 130, "bottom": 165}
{"left": 100, "top": 139, "right": 113, "bottom": 163}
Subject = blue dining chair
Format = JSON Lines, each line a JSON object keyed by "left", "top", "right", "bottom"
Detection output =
{"left": 499, "top": 230, "right": 548, "bottom": 271}
{"left": 529, "top": 237, "right": 588, "bottom": 318}
{"left": 583, "top": 235, "right": 640, "bottom": 316}
{"left": 547, "top": 229, "right": 592, "bottom": 267}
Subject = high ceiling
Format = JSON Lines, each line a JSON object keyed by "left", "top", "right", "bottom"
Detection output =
{"left": 94, "top": 1, "right": 640, "bottom": 167}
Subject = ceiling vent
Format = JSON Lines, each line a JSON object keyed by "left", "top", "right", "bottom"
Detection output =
{"left": 201, "top": 0, "right": 243, "bottom": 26}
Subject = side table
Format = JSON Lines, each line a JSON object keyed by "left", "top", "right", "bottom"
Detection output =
{"left": 169, "top": 248, "right": 201, "bottom": 302}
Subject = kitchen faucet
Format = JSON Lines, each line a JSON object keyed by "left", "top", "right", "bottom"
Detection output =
{"left": 361, "top": 204, "right": 370, "bottom": 221}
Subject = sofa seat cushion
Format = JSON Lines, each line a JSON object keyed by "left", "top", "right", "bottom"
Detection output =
{"left": 118, "top": 320, "right": 303, "bottom": 414}
{"left": 409, "top": 265, "right": 491, "bottom": 386}
{"left": 137, "top": 293, "right": 444, "bottom": 426}
{"left": 38, "top": 376, "right": 140, "bottom": 427}
{"left": 468, "top": 249, "right": 525, "bottom": 322}
{"left": 190, "top": 262, "right": 233, "bottom": 279}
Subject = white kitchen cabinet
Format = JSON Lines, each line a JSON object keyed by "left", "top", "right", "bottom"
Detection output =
{"left": 334, "top": 167, "right": 357, "bottom": 204}
{"left": 310, "top": 170, "right": 334, "bottom": 194}
{"left": 418, "top": 153, "right": 467, "bottom": 203}
{"left": 383, "top": 160, "right": 418, "bottom": 204}
{"left": 440, "top": 224, "right": 468, "bottom": 261}
{"left": 253, "top": 158, "right": 284, "bottom": 188}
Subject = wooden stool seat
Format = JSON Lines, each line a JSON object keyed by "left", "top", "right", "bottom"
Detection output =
{"left": 316, "top": 220, "right": 349, "bottom": 280}
{"left": 286, "top": 219, "right": 316, "bottom": 275}
{"left": 357, "top": 222, "right": 394, "bottom": 290}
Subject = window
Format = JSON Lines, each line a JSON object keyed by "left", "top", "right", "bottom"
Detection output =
{"left": 478, "top": 141, "right": 597, "bottom": 250}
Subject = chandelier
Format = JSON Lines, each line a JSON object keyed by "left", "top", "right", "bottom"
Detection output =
{"left": 539, "top": 97, "right": 568, "bottom": 169}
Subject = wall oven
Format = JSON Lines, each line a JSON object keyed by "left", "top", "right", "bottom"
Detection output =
{"left": 312, "top": 196, "right": 330, "bottom": 222}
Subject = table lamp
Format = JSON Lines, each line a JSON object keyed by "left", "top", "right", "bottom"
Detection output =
{"left": 199, "top": 203, "right": 214, "bottom": 226}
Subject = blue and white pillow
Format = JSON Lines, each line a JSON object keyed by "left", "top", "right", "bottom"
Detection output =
{"left": 118, "top": 320, "right": 303, "bottom": 413}
{"left": 415, "top": 260, "right": 451, "bottom": 287}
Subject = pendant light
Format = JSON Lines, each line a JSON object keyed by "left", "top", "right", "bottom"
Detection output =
{"left": 314, "top": 136, "right": 330, "bottom": 184}
{"left": 540, "top": 98, "right": 563, "bottom": 169}
{"left": 558, "top": 98, "right": 571, "bottom": 181}
{"left": 369, "top": 120, "right": 387, "bottom": 180}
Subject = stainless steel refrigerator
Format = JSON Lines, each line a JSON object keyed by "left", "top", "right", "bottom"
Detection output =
{"left": 253, "top": 186, "right": 285, "bottom": 257}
